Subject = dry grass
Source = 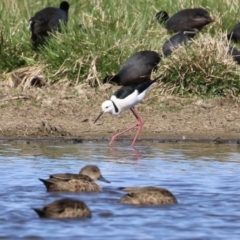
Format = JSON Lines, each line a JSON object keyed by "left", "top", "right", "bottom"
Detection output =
{"left": 7, "top": 66, "right": 46, "bottom": 89}
{"left": 1, "top": 0, "right": 240, "bottom": 97}
{"left": 158, "top": 33, "right": 240, "bottom": 97}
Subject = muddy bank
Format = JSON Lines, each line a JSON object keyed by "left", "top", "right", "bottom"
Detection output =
{"left": 0, "top": 81, "right": 240, "bottom": 143}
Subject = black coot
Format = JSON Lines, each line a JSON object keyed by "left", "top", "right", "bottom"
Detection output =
{"left": 29, "top": 1, "right": 69, "bottom": 48}
{"left": 156, "top": 8, "right": 213, "bottom": 33}
{"left": 162, "top": 30, "right": 197, "bottom": 57}
{"left": 103, "top": 51, "right": 161, "bottom": 86}
{"left": 227, "top": 23, "right": 240, "bottom": 43}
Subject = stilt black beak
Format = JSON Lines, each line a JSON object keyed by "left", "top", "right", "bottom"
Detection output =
{"left": 94, "top": 111, "right": 104, "bottom": 123}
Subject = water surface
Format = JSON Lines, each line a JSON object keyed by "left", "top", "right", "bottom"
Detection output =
{"left": 0, "top": 141, "right": 240, "bottom": 239}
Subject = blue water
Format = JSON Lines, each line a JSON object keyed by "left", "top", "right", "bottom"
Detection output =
{"left": 0, "top": 141, "right": 240, "bottom": 239}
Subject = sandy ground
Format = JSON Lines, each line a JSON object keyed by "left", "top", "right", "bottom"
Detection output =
{"left": 0, "top": 80, "right": 240, "bottom": 143}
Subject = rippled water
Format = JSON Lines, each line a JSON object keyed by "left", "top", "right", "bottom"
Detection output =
{"left": 0, "top": 140, "right": 240, "bottom": 239}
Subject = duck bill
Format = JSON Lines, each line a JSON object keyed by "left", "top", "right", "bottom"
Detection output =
{"left": 98, "top": 174, "right": 110, "bottom": 183}
{"left": 94, "top": 111, "right": 104, "bottom": 124}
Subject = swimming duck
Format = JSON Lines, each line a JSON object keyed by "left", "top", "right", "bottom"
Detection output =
{"left": 39, "top": 165, "right": 110, "bottom": 192}
{"left": 118, "top": 186, "right": 177, "bottom": 205}
{"left": 33, "top": 198, "right": 92, "bottom": 218}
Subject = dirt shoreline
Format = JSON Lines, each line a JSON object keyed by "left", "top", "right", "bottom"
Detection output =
{"left": 0, "top": 81, "right": 240, "bottom": 144}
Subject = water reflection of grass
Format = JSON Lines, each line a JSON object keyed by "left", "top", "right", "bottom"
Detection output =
{"left": 1, "top": 141, "right": 240, "bottom": 163}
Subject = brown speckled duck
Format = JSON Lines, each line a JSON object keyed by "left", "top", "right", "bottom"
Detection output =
{"left": 33, "top": 198, "right": 92, "bottom": 218}
{"left": 118, "top": 186, "right": 177, "bottom": 205}
{"left": 39, "top": 165, "right": 110, "bottom": 192}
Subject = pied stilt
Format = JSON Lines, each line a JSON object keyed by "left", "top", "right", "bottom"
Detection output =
{"left": 95, "top": 75, "right": 161, "bottom": 147}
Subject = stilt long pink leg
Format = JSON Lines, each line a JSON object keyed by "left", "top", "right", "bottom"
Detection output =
{"left": 109, "top": 107, "right": 144, "bottom": 147}
{"left": 130, "top": 108, "right": 144, "bottom": 147}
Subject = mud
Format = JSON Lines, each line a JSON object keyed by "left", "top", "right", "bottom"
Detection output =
{"left": 0, "top": 81, "right": 240, "bottom": 144}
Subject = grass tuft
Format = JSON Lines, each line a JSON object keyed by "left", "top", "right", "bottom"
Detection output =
{"left": 1, "top": 0, "right": 240, "bottom": 97}
{"left": 158, "top": 33, "right": 240, "bottom": 97}
{"left": 7, "top": 66, "right": 45, "bottom": 89}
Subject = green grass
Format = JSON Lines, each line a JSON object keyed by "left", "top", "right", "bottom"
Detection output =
{"left": 1, "top": 0, "right": 240, "bottom": 97}
{"left": 160, "top": 34, "right": 240, "bottom": 97}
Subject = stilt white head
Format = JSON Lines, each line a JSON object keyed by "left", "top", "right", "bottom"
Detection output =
{"left": 94, "top": 100, "right": 116, "bottom": 123}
